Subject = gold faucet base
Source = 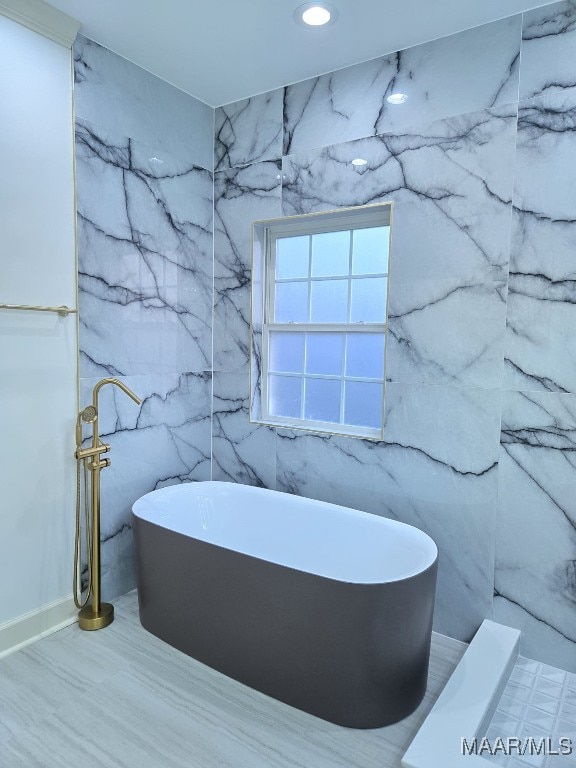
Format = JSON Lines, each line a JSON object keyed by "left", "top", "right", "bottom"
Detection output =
{"left": 78, "top": 602, "right": 114, "bottom": 631}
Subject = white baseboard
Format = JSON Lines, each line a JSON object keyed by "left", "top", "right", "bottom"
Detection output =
{"left": 0, "top": 596, "right": 77, "bottom": 659}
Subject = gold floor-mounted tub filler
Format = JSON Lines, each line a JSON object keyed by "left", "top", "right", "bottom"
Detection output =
{"left": 74, "top": 378, "right": 141, "bottom": 630}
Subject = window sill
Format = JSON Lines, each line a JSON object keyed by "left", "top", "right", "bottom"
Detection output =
{"left": 250, "top": 415, "right": 385, "bottom": 441}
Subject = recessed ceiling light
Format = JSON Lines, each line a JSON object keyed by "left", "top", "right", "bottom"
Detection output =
{"left": 303, "top": 6, "right": 330, "bottom": 24}
{"left": 351, "top": 158, "right": 368, "bottom": 166}
{"left": 294, "top": 3, "right": 337, "bottom": 27}
{"left": 387, "top": 93, "right": 408, "bottom": 105}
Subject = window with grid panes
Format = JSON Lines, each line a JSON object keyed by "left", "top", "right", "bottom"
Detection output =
{"left": 255, "top": 204, "right": 391, "bottom": 439}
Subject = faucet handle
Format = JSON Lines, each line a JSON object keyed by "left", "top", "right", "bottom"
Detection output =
{"left": 75, "top": 443, "right": 111, "bottom": 461}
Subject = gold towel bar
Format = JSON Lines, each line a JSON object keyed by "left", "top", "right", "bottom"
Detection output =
{"left": 0, "top": 303, "right": 77, "bottom": 317}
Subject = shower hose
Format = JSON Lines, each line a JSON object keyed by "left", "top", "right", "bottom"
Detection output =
{"left": 73, "top": 458, "right": 93, "bottom": 609}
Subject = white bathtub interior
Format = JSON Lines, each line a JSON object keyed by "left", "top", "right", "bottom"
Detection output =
{"left": 132, "top": 481, "right": 438, "bottom": 584}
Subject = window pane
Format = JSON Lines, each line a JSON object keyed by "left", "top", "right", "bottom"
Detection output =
{"left": 346, "top": 334, "right": 385, "bottom": 379}
{"left": 275, "top": 282, "right": 309, "bottom": 322}
{"left": 350, "top": 278, "right": 387, "bottom": 323}
{"left": 310, "top": 279, "right": 348, "bottom": 322}
{"left": 311, "top": 231, "right": 350, "bottom": 277}
{"left": 352, "top": 226, "right": 389, "bottom": 275}
{"left": 269, "top": 332, "right": 304, "bottom": 373}
{"left": 276, "top": 235, "right": 309, "bottom": 279}
{"left": 269, "top": 375, "right": 301, "bottom": 419}
{"left": 344, "top": 381, "right": 383, "bottom": 429}
{"left": 306, "top": 333, "right": 343, "bottom": 376}
{"left": 304, "top": 379, "right": 341, "bottom": 423}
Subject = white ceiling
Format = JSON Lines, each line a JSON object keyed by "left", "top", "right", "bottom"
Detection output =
{"left": 46, "top": 0, "right": 556, "bottom": 107}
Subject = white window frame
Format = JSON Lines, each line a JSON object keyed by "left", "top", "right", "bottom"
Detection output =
{"left": 252, "top": 203, "right": 392, "bottom": 440}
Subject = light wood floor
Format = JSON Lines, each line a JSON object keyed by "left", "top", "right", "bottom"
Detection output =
{"left": 0, "top": 590, "right": 466, "bottom": 768}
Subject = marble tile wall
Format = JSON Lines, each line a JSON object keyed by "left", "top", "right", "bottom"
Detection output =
{"left": 74, "top": 38, "right": 213, "bottom": 599}
{"left": 213, "top": 1, "right": 576, "bottom": 669}
{"left": 74, "top": 36, "right": 213, "bottom": 169}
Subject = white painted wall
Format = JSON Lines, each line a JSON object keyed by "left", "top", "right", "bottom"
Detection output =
{"left": 0, "top": 14, "right": 77, "bottom": 631}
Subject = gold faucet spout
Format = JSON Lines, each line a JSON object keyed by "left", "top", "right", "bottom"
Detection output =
{"left": 92, "top": 377, "right": 142, "bottom": 407}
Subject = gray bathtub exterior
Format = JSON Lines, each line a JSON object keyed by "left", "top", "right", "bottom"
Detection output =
{"left": 132, "top": 509, "right": 438, "bottom": 729}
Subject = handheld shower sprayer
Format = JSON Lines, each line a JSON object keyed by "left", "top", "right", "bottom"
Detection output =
{"left": 75, "top": 406, "right": 97, "bottom": 449}
{"left": 81, "top": 405, "right": 98, "bottom": 423}
{"left": 74, "top": 378, "right": 141, "bottom": 630}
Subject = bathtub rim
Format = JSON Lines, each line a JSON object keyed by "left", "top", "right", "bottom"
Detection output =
{"left": 132, "top": 481, "right": 438, "bottom": 587}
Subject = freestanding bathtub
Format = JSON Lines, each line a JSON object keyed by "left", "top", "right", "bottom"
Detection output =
{"left": 132, "top": 481, "right": 438, "bottom": 729}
